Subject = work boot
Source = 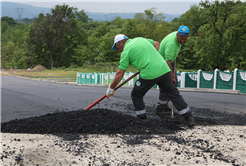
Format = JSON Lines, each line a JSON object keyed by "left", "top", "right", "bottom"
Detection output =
{"left": 182, "top": 112, "right": 196, "bottom": 127}
{"left": 137, "top": 113, "right": 147, "bottom": 120}
{"left": 155, "top": 104, "right": 172, "bottom": 115}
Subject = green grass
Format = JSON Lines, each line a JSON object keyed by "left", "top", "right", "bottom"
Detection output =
{"left": 13, "top": 69, "right": 78, "bottom": 77}
{"left": 175, "top": 68, "right": 198, "bottom": 72}
{"left": 12, "top": 65, "right": 139, "bottom": 78}
{"left": 11, "top": 64, "right": 196, "bottom": 80}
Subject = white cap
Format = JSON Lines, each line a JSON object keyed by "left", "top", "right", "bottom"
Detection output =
{"left": 112, "top": 34, "right": 128, "bottom": 50}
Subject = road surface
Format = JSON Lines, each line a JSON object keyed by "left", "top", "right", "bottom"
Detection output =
{"left": 1, "top": 75, "right": 245, "bottom": 123}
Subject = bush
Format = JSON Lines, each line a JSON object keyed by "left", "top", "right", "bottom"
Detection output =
{"left": 16, "top": 56, "right": 28, "bottom": 69}
{"left": 69, "top": 64, "right": 79, "bottom": 68}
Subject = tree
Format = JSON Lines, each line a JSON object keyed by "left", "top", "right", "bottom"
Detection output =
{"left": 75, "top": 9, "right": 89, "bottom": 23}
{"left": 95, "top": 30, "right": 121, "bottom": 63}
{"left": 1, "top": 42, "right": 17, "bottom": 68}
{"left": 133, "top": 8, "right": 166, "bottom": 40}
{"left": 176, "top": 36, "right": 200, "bottom": 70}
{"left": 1, "top": 21, "right": 10, "bottom": 34}
{"left": 122, "top": 18, "right": 142, "bottom": 38}
{"left": 171, "top": 18, "right": 179, "bottom": 23}
{"left": 28, "top": 4, "right": 87, "bottom": 69}
{"left": 11, "top": 23, "right": 27, "bottom": 48}
{"left": 20, "top": 17, "right": 36, "bottom": 24}
{"left": 174, "top": 5, "right": 206, "bottom": 70}
{"left": 111, "top": 16, "right": 124, "bottom": 28}
{"left": 79, "top": 22, "right": 119, "bottom": 63}
{"left": 36, "top": 13, "right": 45, "bottom": 23}
{"left": 196, "top": 0, "right": 246, "bottom": 70}
{"left": 1, "top": 16, "right": 16, "bottom": 26}
{"left": 178, "top": 4, "right": 206, "bottom": 36}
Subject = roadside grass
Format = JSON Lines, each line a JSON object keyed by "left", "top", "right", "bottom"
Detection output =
{"left": 10, "top": 65, "right": 197, "bottom": 81}
{"left": 176, "top": 68, "right": 198, "bottom": 72}
{"left": 13, "top": 69, "right": 78, "bottom": 77}
{"left": 10, "top": 65, "right": 139, "bottom": 80}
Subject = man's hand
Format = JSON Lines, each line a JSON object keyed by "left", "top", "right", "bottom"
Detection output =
{"left": 172, "top": 77, "right": 177, "bottom": 86}
{"left": 166, "top": 60, "right": 177, "bottom": 86}
{"left": 106, "top": 88, "right": 115, "bottom": 99}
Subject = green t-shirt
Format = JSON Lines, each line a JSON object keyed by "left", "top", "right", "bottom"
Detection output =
{"left": 158, "top": 31, "right": 181, "bottom": 63}
{"left": 118, "top": 37, "right": 171, "bottom": 80}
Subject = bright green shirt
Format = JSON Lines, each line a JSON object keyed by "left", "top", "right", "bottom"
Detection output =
{"left": 158, "top": 31, "right": 181, "bottom": 63}
{"left": 118, "top": 37, "right": 171, "bottom": 80}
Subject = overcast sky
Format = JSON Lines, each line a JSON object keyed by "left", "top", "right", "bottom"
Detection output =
{"left": 2, "top": 0, "right": 205, "bottom": 14}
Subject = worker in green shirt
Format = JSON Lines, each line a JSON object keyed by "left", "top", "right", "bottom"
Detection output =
{"left": 156, "top": 25, "right": 190, "bottom": 114}
{"left": 106, "top": 34, "right": 195, "bottom": 127}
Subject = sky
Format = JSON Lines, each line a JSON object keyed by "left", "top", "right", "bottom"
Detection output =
{"left": 1, "top": 0, "right": 204, "bottom": 14}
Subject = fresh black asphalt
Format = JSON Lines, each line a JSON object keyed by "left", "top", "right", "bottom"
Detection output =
{"left": 1, "top": 75, "right": 245, "bottom": 123}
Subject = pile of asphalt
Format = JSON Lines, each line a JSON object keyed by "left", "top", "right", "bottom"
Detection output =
{"left": 1, "top": 109, "right": 182, "bottom": 135}
{"left": 1, "top": 107, "right": 245, "bottom": 135}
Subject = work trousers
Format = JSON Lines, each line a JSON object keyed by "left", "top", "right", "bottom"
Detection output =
{"left": 159, "top": 62, "right": 178, "bottom": 101}
{"left": 131, "top": 71, "right": 188, "bottom": 112}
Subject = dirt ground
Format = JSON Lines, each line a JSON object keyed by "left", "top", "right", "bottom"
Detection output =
{"left": 1, "top": 105, "right": 246, "bottom": 166}
{"left": 1, "top": 69, "right": 27, "bottom": 76}
{"left": 1, "top": 65, "right": 47, "bottom": 76}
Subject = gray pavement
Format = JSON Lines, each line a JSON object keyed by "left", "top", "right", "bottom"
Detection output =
{"left": 1, "top": 75, "right": 245, "bottom": 123}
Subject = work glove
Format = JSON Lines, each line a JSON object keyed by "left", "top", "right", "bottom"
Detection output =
{"left": 106, "top": 87, "right": 115, "bottom": 99}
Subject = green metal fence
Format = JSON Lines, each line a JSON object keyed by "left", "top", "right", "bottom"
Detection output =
{"left": 108, "top": 72, "right": 115, "bottom": 85}
{"left": 102, "top": 73, "right": 109, "bottom": 86}
{"left": 216, "top": 70, "right": 233, "bottom": 90}
{"left": 177, "top": 72, "right": 181, "bottom": 88}
{"left": 85, "top": 74, "right": 91, "bottom": 84}
{"left": 77, "top": 72, "right": 86, "bottom": 84}
{"left": 236, "top": 70, "right": 246, "bottom": 93}
{"left": 200, "top": 71, "right": 214, "bottom": 89}
{"left": 77, "top": 69, "right": 245, "bottom": 94}
{"left": 121, "top": 72, "right": 131, "bottom": 86}
{"left": 97, "top": 73, "right": 102, "bottom": 84}
{"left": 185, "top": 72, "right": 197, "bottom": 88}
{"left": 77, "top": 72, "right": 80, "bottom": 84}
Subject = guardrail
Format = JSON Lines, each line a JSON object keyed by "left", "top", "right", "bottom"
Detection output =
{"left": 76, "top": 68, "right": 246, "bottom": 94}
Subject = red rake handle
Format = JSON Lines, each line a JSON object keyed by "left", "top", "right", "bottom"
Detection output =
{"left": 84, "top": 94, "right": 107, "bottom": 110}
{"left": 84, "top": 71, "right": 140, "bottom": 110}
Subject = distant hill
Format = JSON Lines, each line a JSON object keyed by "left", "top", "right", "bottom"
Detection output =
{"left": 87, "top": 12, "right": 181, "bottom": 22}
{"left": 1, "top": 2, "right": 52, "bottom": 20}
{"left": 1, "top": 1, "right": 181, "bottom": 22}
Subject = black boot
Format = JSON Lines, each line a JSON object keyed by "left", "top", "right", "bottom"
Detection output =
{"left": 155, "top": 103, "right": 172, "bottom": 115}
{"left": 137, "top": 113, "right": 147, "bottom": 120}
{"left": 182, "top": 112, "right": 196, "bottom": 127}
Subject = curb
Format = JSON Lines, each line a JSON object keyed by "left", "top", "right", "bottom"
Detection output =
{"left": 68, "top": 82, "right": 242, "bottom": 94}
{"left": 15, "top": 76, "right": 243, "bottom": 95}
{"left": 177, "top": 88, "right": 241, "bottom": 94}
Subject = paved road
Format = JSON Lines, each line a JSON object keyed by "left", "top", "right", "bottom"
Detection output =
{"left": 1, "top": 75, "right": 245, "bottom": 123}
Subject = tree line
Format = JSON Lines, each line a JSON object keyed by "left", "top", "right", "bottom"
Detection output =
{"left": 1, "top": 0, "right": 245, "bottom": 71}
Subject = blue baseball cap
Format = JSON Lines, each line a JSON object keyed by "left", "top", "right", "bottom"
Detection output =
{"left": 178, "top": 25, "right": 190, "bottom": 37}
{"left": 112, "top": 34, "right": 128, "bottom": 50}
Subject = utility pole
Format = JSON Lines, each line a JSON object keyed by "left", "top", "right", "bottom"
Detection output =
{"left": 109, "top": 11, "right": 117, "bottom": 21}
{"left": 15, "top": 7, "right": 25, "bottom": 22}
{"left": 105, "top": 14, "right": 109, "bottom": 21}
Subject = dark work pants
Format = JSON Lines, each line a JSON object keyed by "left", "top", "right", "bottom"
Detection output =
{"left": 131, "top": 72, "right": 188, "bottom": 112}
{"left": 159, "top": 62, "right": 178, "bottom": 101}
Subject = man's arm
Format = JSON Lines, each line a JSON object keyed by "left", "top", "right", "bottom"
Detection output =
{"left": 153, "top": 41, "right": 160, "bottom": 51}
{"left": 166, "top": 60, "right": 177, "bottom": 86}
{"left": 109, "top": 69, "right": 125, "bottom": 89}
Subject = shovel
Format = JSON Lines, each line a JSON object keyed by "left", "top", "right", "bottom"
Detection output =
{"left": 84, "top": 71, "right": 140, "bottom": 110}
